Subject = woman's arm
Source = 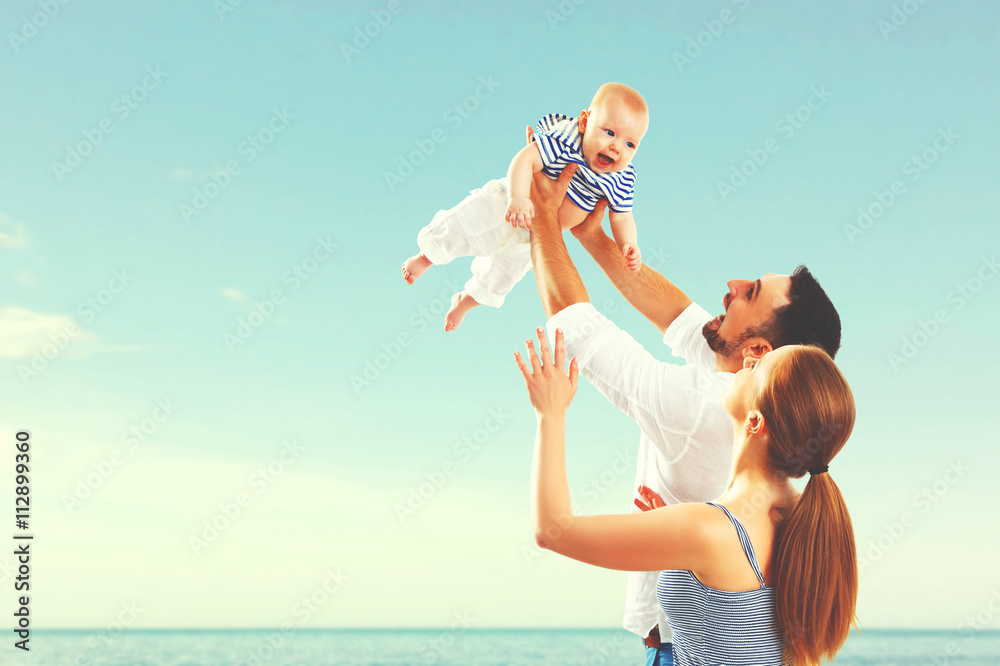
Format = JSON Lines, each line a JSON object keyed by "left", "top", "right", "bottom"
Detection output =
{"left": 516, "top": 327, "right": 713, "bottom": 573}
{"left": 542, "top": 506, "right": 714, "bottom": 572}
{"left": 531, "top": 411, "right": 573, "bottom": 544}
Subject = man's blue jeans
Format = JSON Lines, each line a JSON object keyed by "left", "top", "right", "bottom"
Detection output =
{"left": 645, "top": 641, "right": 674, "bottom": 666}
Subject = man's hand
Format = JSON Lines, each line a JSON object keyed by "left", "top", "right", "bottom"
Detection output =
{"left": 570, "top": 200, "right": 608, "bottom": 241}
{"left": 525, "top": 123, "right": 591, "bottom": 318}
{"left": 526, "top": 123, "right": 577, "bottom": 222}
{"left": 529, "top": 163, "right": 577, "bottom": 223}
{"left": 505, "top": 196, "right": 534, "bottom": 229}
{"left": 622, "top": 243, "right": 642, "bottom": 272}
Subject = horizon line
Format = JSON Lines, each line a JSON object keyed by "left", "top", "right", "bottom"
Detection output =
{"left": 31, "top": 627, "right": 998, "bottom": 633}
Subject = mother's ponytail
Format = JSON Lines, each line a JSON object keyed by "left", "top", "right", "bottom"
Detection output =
{"left": 755, "top": 346, "right": 858, "bottom": 665}
{"left": 774, "top": 472, "right": 857, "bottom": 664}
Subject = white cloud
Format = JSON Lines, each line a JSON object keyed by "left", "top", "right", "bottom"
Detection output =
{"left": 220, "top": 287, "right": 249, "bottom": 301}
{"left": 0, "top": 306, "right": 99, "bottom": 359}
{"left": 0, "top": 307, "right": 161, "bottom": 364}
{"left": 16, "top": 270, "right": 37, "bottom": 286}
{"left": 98, "top": 343, "right": 168, "bottom": 353}
{"left": 0, "top": 213, "right": 28, "bottom": 249}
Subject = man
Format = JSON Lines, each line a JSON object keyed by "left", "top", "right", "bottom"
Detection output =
{"left": 526, "top": 163, "right": 841, "bottom": 665}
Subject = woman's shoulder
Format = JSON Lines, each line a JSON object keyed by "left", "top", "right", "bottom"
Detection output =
{"left": 665, "top": 501, "right": 735, "bottom": 546}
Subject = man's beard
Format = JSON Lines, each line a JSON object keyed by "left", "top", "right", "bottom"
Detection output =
{"left": 702, "top": 320, "right": 751, "bottom": 359}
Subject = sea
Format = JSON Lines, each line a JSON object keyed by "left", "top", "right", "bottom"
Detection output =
{"left": 22, "top": 629, "right": 1000, "bottom": 665}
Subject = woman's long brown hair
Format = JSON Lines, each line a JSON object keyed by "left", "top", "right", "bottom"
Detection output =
{"left": 756, "top": 345, "right": 858, "bottom": 665}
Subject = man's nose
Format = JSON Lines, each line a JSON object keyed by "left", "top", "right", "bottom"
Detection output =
{"left": 727, "top": 279, "right": 750, "bottom": 297}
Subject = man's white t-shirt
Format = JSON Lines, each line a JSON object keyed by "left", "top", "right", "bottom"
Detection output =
{"left": 546, "top": 301, "right": 735, "bottom": 640}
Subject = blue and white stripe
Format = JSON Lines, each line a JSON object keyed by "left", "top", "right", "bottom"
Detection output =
{"left": 532, "top": 113, "right": 636, "bottom": 214}
{"left": 656, "top": 502, "right": 789, "bottom": 665}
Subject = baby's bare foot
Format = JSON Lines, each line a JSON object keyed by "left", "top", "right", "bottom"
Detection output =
{"left": 444, "top": 292, "right": 480, "bottom": 331}
{"left": 402, "top": 253, "right": 433, "bottom": 284}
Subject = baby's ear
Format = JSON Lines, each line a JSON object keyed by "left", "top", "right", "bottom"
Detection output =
{"left": 577, "top": 110, "right": 589, "bottom": 134}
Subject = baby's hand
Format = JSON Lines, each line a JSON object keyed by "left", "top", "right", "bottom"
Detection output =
{"left": 505, "top": 196, "right": 534, "bottom": 229}
{"left": 622, "top": 243, "right": 641, "bottom": 272}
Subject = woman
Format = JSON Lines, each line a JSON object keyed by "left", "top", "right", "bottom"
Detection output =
{"left": 514, "top": 327, "right": 857, "bottom": 665}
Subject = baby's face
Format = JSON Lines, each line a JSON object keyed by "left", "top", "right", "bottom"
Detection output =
{"left": 578, "top": 96, "right": 648, "bottom": 174}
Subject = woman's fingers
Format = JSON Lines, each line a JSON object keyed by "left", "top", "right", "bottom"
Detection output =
{"left": 514, "top": 350, "right": 532, "bottom": 382}
{"left": 519, "top": 326, "right": 574, "bottom": 386}
{"left": 535, "top": 327, "right": 553, "bottom": 368}
{"left": 553, "top": 328, "right": 565, "bottom": 369}
{"left": 633, "top": 498, "right": 649, "bottom": 511}
{"left": 525, "top": 338, "right": 541, "bottom": 374}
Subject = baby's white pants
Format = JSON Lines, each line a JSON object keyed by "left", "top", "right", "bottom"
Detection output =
{"left": 416, "top": 177, "right": 532, "bottom": 308}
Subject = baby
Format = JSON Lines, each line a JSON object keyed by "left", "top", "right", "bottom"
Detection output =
{"left": 402, "top": 82, "right": 648, "bottom": 331}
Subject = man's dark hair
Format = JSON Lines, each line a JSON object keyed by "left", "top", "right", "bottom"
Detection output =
{"left": 758, "top": 265, "right": 842, "bottom": 358}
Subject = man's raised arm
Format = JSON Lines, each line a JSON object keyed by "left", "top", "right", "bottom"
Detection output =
{"left": 528, "top": 165, "right": 590, "bottom": 318}
{"left": 570, "top": 211, "right": 692, "bottom": 335}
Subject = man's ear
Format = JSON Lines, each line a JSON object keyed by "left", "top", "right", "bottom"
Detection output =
{"left": 577, "top": 109, "right": 589, "bottom": 134}
{"left": 741, "top": 338, "right": 773, "bottom": 361}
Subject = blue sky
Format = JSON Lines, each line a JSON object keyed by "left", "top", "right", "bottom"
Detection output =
{"left": 1, "top": 0, "right": 999, "bottom": 633}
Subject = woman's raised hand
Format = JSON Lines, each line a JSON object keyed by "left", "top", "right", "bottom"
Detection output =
{"left": 514, "top": 327, "right": 578, "bottom": 416}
